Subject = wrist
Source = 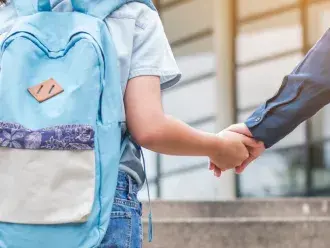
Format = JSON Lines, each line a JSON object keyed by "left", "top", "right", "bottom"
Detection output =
{"left": 202, "top": 132, "right": 223, "bottom": 157}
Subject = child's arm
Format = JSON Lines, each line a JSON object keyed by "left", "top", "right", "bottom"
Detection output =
{"left": 125, "top": 75, "right": 260, "bottom": 171}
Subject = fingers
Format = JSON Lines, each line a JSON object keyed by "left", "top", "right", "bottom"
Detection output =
{"left": 236, "top": 143, "right": 265, "bottom": 173}
{"left": 235, "top": 148, "right": 258, "bottom": 173}
{"left": 228, "top": 123, "right": 265, "bottom": 148}
{"left": 240, "top": 135, "right": 262, "bottom": 148}
{"left": 213, "top": 167, "right": 222, "bottom": 177}
{"left": 209, "top": 162, "right": 215, "bottom": 171}
{"left": 209, "top": 162, "right": 222, "bottom": 177}
{"left": 227, "top": 123, "right": 252, "bottom": 137}
{"left": 236, "top": 143, "right": 250, "bottom": 165}
{"left": 235, "top": 157, "right": 253, "bottom": 174}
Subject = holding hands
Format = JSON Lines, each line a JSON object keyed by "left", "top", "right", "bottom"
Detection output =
{"left": 208, "top": 123, "right": 265, "bottom": 177}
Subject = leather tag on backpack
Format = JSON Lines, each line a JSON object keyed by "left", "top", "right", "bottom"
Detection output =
{"left": 28, "top": 78, "right": 64, "bottom": 103}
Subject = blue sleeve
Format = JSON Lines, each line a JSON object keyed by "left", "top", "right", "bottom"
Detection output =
{"left": 245, "top": 29, "right": 330, "bottom": 148}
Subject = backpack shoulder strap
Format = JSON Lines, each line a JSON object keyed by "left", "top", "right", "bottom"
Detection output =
{"left": 12, "top": 0, "right": 51, "bottom": 16}
{"left": 71, "top": 0, "right": 157, "bottom": 20}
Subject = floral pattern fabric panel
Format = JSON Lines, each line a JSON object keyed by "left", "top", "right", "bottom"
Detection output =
{"left": 0, "top": 122, "right": 94, "bottom": 150}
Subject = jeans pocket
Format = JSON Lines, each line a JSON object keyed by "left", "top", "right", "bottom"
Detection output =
{"left": 99, "top": 211, "right": 132, "bottom": 248}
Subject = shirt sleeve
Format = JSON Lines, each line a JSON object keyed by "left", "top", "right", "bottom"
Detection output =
{"left": 245, "top": 29, "right": 330, "bottom": 148}
{"left": 129, "top": 9, "right": 181, "bottom": 90}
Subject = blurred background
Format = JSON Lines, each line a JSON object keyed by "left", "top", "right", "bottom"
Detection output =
{"left": 140, "top": 0, "right": 330, "bottom": 201}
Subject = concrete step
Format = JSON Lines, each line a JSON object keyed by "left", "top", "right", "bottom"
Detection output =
{"left": 143, "top": 217, "right": 330, "bottom": 248}
{"left": 142, "top": 198, "right": 330, "bottom": 218}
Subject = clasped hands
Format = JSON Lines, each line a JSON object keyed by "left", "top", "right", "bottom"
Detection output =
{"left": 209, "top": 123, "right": 265, "bottom": 177}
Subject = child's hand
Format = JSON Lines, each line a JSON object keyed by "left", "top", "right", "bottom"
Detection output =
{"left": 209, "top": 123, "right": 265, "bottom": 177}
{"left": 208, "top": 129, "right": 260, "bottom": 176}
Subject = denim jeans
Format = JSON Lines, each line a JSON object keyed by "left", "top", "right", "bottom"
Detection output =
{"left": 99, "top": 171, "right": 143, "bottom": 248}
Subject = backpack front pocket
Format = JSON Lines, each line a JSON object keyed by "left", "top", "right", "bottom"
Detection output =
{"left": 0, "top": 122, "right": 95, "bottom": 224}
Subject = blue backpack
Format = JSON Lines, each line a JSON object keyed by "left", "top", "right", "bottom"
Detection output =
{"left": 0, "top": 0, "right": 154, "bottom": 247}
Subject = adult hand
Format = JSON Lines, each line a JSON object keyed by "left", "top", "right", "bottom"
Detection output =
{"left": 227, "top": 123, "right": 265, "bottom": 174}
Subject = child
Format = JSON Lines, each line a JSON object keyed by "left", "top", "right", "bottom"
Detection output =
{"left": 0, "top": 0, "right": 262, "bottom": 247}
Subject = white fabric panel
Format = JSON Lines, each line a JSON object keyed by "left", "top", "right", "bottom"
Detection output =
{"left": 0, "top": 148, "right": 95, "bottom": 224}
